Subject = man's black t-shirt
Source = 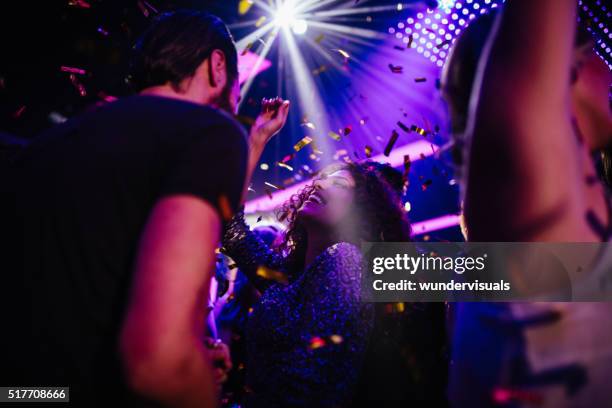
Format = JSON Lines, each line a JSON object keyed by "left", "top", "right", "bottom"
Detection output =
{"left": 0, "top": 96, "right": 248, "bottom": 405}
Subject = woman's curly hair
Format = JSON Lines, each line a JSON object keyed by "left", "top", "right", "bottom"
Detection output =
{"left": 275, "top": 161, "right": 412, "bottom": 273}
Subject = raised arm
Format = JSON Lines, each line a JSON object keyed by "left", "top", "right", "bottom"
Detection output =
{"left": 464, "top": 0, "right": 596, "bottom": 241}
{"left": 222, "top": 209, "right": 287, "bottom": 292}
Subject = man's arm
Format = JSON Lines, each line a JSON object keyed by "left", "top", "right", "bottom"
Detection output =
{"left": 120, "top": 195, "right": 221, "bottom": 408}
{"left": 464, "top": 0, "right": 596, "bottom": 241}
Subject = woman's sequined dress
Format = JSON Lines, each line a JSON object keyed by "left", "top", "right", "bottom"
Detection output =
{"left": 222, "top": 211, "right": 374, "bottom": 407}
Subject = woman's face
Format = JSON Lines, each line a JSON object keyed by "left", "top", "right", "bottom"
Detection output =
{"left": 298, "top": 169, "right": 356, "bottom": 228}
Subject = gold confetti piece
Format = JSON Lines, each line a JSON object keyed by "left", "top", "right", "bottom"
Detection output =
{"left": 309, "top": 336, "right": 326, "bottom": 350}
{"left": 411, "top": 125, "right": 427, "bottom": 136}
{"left": 365, "top": 145, "right": 373, "bottom": 158}
{"left": 264, "top": 181, "right": 281, "bottom": 190}
{"left": 395, "top": 302, "right": 405, "bottom": 313}
{"left": 238, "top": 0, "right": 253, "bottom": 15}
{"left": 241, "top": 42, "right": 254, "bottom": 56}
{"left": 218, "top": 194, "right": 233, "bottom": 221}
{"left": 248, "top": 307, "right": 254, "bottom": 314}
{"left": 328, "top": 131, "right": 341, "bottom": 141}
{"left": 293, "top": 136, "right": 313, "bottom": 152}
{"left": 256, "top": 265, "right": 289, "bottom": 284}
{"left": 414, "top": 77, "right": 427, "bottom": 83}
{"left": 260, "top": 163, "right": 269, "bottom": 170}
{"left": 277, "top": 162, "right": 294, "bottom": 171}
{"left": 255, "top": 16, "right": 267, "bottom": 27}
{"left": 314, "top": 33, "right": 325, "bottom": 44}
{"left": 329, "top": 334, "right": 344, "bottom": 344}
{"left": 334, "top": 49, "right": 350, "bottom": 59}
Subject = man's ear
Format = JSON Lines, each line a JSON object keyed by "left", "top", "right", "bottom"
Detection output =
{"left": 208, "top": 49, "right": 227, "bottom": 88}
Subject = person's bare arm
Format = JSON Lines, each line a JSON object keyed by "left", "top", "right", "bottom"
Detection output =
{"left": 120, "top": 195, "right": 221, "bottom": 408}
{"left": 464, "top": 0, "right": 597, "bottom": 241}
{"left": 242, "top": 97, "right": 290, "bottom": 203}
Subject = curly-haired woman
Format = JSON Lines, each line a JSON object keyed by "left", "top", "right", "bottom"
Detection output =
{"left": 222, "top": 98, "right": 411, "bottom": 407}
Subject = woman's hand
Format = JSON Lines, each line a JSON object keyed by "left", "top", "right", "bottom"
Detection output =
{"left": 249, "top": 97, "right": 290, "bottom": 150}
{"left": 204, "top": 337, "right": 232, "bottom": 389}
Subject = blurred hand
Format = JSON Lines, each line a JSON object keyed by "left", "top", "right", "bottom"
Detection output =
{"left": 204, "top": 337, "right": 232, "bottom": 389}
{"left": 249, "top": 97, "right": 290, "bottom": 149}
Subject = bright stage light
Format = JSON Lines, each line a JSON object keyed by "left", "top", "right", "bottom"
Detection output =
{"left": 292, "top": 19, "right": 308, "bottom": 35}
{"left": 274, "top": 1, "right": 308, "bottom": 35}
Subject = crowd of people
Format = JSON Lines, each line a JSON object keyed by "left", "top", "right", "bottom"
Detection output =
{"left": 1, "top": 0, "right": 611, "bottom": 407}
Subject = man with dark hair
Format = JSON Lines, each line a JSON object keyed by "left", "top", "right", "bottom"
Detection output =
{"left": 0, "top": 9, "right": 288, "bottom": 407}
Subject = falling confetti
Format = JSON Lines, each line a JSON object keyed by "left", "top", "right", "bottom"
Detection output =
{"left": 364, "top": 145, "right": 373, "bottom": 158}
{"left": 329, "top": 334, "right": 344, "bottom": 344}
{"left": 407, "top": 33, "right": 414, "bottom": 48}
{"left": 256, "top": 266, "right": 288, "bottom": 284}
{"left": 301, "top": 121, "right": 316, "bottom": 129}
{"left": 255, "top": 16, "right": 267, "bottom": 27}
{"left": 264, "top": 181, "right": 281, "bottom": 190}
{"left": 69, "top": 74, "right": 86, "bottom": 96}
{"left": 388, "top": 64, "right": 403, "bottom": 73}
{"left": 293, "top": 136, "right": 313, "bottom": 152}
{"left": 328, "top": 131, "right": 341, "bottom": 141}
{"left": 277, "top": 162, "right": 294, "bottom": 171}
{"left": 435, "top": 38, "right": 452, "bottom": 49}
{"left": 414, "top": 77, "right": 427, "bottom": 83}
{"left": 238, "top": 0, "right": 254, "bottom": 15}
{"left": 397, "top": 121, "right": 411, "bottom": 133}
{"left": 309, "top": 336, "right": 326, "bottom": 350}
{"left": 281, "top": 153, "right": 295, "bottom": 163}
{"left": 334, "top": 49, "right": 350, "bottom": 59}
{"left": 241, "top": 42, "right": 254, "bottom": 55}
{"left": 384, "top": 130, "right": 400, "bottom": 156}
{"left": 60, "top": 66, "right": 86, "bottom": 75}
{"left": 411, "top": 125, "right": 427, "bottom": 136}
{"left": 68, "top": 0, "right": 91, "bottom": 8}
{"left": 260, "top": 163, "right": 269, "bottom": 170}
{"left": 314, "top": 33, "right": 325, "bottom": 44}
